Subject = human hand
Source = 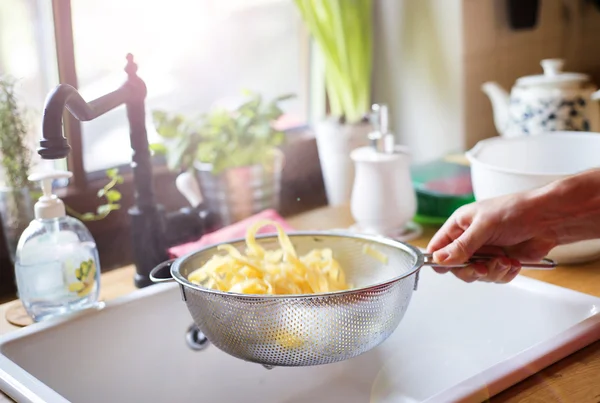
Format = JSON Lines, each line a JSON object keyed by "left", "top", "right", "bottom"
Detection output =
{"left": 426, "top": 192, "right": 557, "bottom": 284}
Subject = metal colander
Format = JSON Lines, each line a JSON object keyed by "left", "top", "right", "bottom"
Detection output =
{"left": 151, "top": 232, "right": 423, "bottom": 367}
{"left": 150, "top": 231, "right": 554, "bottom": 367}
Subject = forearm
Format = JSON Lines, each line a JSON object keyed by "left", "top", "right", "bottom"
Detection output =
{"left": 526, "top": 168, "right": 600, "bottom": 245}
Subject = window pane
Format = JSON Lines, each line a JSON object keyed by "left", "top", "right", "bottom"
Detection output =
{"left": 0, "top": 0, "right": 60, "bottom": 185}
{"left": 70, "top": 0, "right": 310, "bottom": 173}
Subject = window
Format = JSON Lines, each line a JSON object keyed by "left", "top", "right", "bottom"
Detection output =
{"left": 0, "top": 0, "right": 60, "bottom": 181}
{"left": 70, "top": 0, "right": 312, "bottom": 173}
{"left": 1, "top": 0, "right": 314, "bottom": 179}
{"left": 0, "top": 0, "right": 320, "bottom": 270}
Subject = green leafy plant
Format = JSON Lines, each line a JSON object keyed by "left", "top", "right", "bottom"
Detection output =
{"left": 293, "top": 0, "right": 373, "bottom": 124}
{"left": 0, "top": 77, "right": 32, "bottom": 190}
{"left": 0, "top": 76, "right": 36, "bottom": 259}
{"left": 65, "top": 168, "right": 124, "bottom": 222}
{"left": 151, "top": 91, "right": 295, "bottom": 175}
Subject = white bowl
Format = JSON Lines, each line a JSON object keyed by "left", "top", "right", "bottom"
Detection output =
{"left": 466, "top": 131, "right": 600, "bottom": 265}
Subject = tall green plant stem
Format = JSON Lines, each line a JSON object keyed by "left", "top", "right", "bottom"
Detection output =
{"left": 294, "top": 0, "right": 373, "bottom": 124}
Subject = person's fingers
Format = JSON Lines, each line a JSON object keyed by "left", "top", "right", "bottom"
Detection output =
{"left": 426, "top": 214, "right": 464, "bottom": 253}
{"left": 450, "top": 263, "right": 488, "bottom": 283}
{"left": 440, "top": 245, "right": 505, "bottom": 283}
{"left": 498, "top": 260, "right": 522, "bottom": 283}
{"left": 480, "top": 256, "right": 511, "bottom": 282}
{"left": 432, "top": 219, "right": 489, "bottom": 265}
{"left": 448, "top": 256, "right": 523, "bottom": 284}
{"left": 439, "top": 243, "right": 525, "bottom": 284}
{"left": 427, "top": 212, "right": 468, "bottom": 274}
{"left": 474, "top": 245, "right": 507, "bottom": 257}
{"left": 503, "top": 238, "right": 556, "bottom": 261}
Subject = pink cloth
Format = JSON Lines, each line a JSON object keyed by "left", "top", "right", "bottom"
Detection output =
{"left": 168, "top": 209, "right": 294, "bottom": 258}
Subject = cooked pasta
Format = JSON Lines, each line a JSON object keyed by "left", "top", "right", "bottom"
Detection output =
{"left": 187, "top": 220, "right": 352, "bottom": 295}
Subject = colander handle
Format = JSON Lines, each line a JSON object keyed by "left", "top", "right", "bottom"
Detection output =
{"left": 422, "top": 253, "right": 556, "bottom": 269}
{"left": 149, "top": 259, "right": 177, "bottom": 283}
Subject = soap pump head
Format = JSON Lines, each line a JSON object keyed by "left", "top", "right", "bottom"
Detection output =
{"left": 368, "top": 103, "right": 395, "bottom": 154}
{"left": 28, "top": 170, "right": 73, "bottom": 220}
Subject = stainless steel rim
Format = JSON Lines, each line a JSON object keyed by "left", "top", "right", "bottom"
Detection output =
{"left": 169, "top": 230, "right": 425, "bottom": 299}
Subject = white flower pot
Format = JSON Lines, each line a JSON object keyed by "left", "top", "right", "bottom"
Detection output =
{"left": 314, "top": 118, "right": 372, "bottom": 206}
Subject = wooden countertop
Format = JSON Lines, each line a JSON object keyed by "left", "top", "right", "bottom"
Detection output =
{"left": 2, "top": 205, "right": 600, "bottom": 402}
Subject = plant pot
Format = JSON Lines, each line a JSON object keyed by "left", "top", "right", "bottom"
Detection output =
{"left": 192, "top": 148, "right": 285, "bottom": 226}
{"left": 314, "top": 118, "right": 372, "bottom": 206}
{"left": 0, "top": 187, "right": 34, "bottom": 262}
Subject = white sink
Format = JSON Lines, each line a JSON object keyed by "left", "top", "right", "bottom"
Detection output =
{"left": 1, "top": 268, "right": 600, "bottom": 403}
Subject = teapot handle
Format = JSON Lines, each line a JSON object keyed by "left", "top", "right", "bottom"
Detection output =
{"left": 176, "top": 171, "right": 203, "bottom": 208}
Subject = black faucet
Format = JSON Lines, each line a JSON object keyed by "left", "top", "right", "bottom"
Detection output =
{"left": 38, "top": 54, "right": 218, "bottom": 287}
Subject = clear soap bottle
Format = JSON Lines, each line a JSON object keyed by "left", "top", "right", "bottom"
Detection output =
{"left": 14, "top": 170, "right": 101, "bottom": 322}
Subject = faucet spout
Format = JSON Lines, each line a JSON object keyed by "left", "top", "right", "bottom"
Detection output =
{"left": 39, "top": 53, "right": 146, "bottom": 161}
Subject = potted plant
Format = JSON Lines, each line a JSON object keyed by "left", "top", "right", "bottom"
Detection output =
{"left": 151, "top": 91, "right": 294, "bottom": 225}
{"left": 293, "top": 0, "right": 374, "bottom": 206}
{"left": 0, "top": 77, "right": 35, "bottom": 262}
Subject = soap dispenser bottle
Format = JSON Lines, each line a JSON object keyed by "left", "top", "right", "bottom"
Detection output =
{"left": 14, "top": 170, "right": 101, "bottom": 322}
{"left": 350, "top": 104, "right": 417, "bottom": 236}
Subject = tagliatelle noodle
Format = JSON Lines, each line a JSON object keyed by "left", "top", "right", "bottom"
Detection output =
{"left": 187, "top": 220, "right": 352, "bottom": 295}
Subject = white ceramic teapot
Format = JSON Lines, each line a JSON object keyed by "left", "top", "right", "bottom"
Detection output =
{"left": 482, "top": 59, "right": 600, "bottom": 138}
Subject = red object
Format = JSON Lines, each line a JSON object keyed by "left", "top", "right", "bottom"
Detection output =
{"left": 168, "top": 209, "right": 294, "bottom": 258}
{"left": 423, "top": 174, "right": 473, "bottom": 195}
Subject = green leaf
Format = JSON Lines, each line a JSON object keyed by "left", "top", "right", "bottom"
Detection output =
{"left": 105, "top": 189, "right": 121, "bottom": 203}
{"left": 273, "top": 93, "right": 296, "bottom": 103}
{"left": 152, "top": 110, "right": 167, "bottom": 123}
{"left": 97, "top": 188, "right": 106, "bottom": 198}
{"left": 166, "top": 134, "right": 194, "bottom": 171}
{"left": 206, "top": 109, "right": 233, "bottom": 130}
{"left": 149, "top": 143, "right": 168, "bottom": 155}
{"left": 272, "top": 131, "right": 286, "bottom": 146}
{"left": 150, "top": 91, "right": 295, "bottom": 173}
{"left": 96, "top": 204, "right": 112, "bottom": 216}
{"left": 196, "top": 142, "right": 216, "bottom": 164}
{"left": 238, "top": 97, "right": 261, "bottom": 116}
{"left": 106, "top": 168, "right": 118, "bottom": 179}
{"left": 211, "top": 156, "right": 229, "bottom": 175}
{"left": 152, "top": 110, "right": 186, "bottom": 139}
{"left": 80, "top": 213, "right": 96, "bottom": 221}
{"left": 266, "top": 104, "right": 284, "bottom": 121}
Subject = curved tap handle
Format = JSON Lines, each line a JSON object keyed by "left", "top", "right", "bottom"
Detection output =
{"left": 39, "top": 54, "right": 146, "bottom": 160}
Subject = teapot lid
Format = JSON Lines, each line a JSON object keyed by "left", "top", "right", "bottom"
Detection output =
{"left": 516, "top": 59, "right": 589, "bottom": 87}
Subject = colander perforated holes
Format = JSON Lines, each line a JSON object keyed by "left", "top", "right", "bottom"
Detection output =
{"left": 180, "top": 233, "right": 420, "bottom": 366}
